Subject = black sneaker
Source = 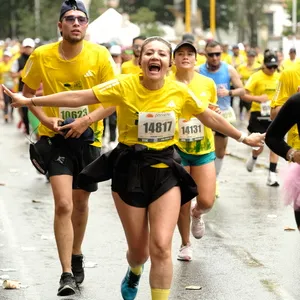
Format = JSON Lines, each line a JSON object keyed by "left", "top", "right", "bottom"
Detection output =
{"left": 57, "top": 272, "right": 76, "bottom": 296}
{"left": 72, "top": 254, "right": 85, "bottom": 284}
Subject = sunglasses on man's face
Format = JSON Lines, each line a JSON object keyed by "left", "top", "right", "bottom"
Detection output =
{"left": 207, "top": 52, "right": 221, "bottom": 58}
{"left": 133, "top": 44, "right": 142, "bottom": 49}
{"left": 266, "top": 65, "right": 278, "bottom": 70}
{"left": 63, "top": 15, "right": 89, "bottom": 25}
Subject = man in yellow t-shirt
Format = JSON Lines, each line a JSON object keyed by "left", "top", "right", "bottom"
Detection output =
{"left": 242, "top": 52, "right": 280, "bottom": 186}
{"left": 271, "top": 64, "right": 300, "bottom": 150}
{"left": 121, "top": 35, "right": 146, "bottom": 74}
{"left": 282, "top": 47, "right": 300, "bottom": 70}
{"left": 237, "top": 49, "right": 261, "bottom": 120}
{"left": 231, "top": 44, "right": 245, "bottom": 69}
{"left": 221, "top": 42, "right": 232, "bottom": 65}
{"left": 0, "top": 50, "right": 14, "bottom": 122}
{"left": 21, "top": 0, "right": 116, "bottom": 296}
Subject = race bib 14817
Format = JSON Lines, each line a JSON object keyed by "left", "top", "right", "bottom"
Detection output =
{"left": 138, "top": 111, "right": 176, "bottom": 142}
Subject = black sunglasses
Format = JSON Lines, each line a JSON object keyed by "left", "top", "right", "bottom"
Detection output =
{"left": 266, "top": 65, "right": 278, "bottom": 70}
{"left": 207, "top": 52, "right": 221, "bottom": 58}
{"left": 63, "top": 15, "right": 88, "bottom": 25}
{"left": 133, "top": 44, "right": 142, "bottom": 49}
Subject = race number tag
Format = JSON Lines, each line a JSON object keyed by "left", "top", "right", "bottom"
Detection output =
{"left": 59, "top": 106, "right": 89, "bottom": 120}
{"left": 179, "top": 118, "right": 204, "bottom": 142}
{"left": 138, "top": 111, "right": 176, "bottom": 142}
{"left": 221, "top": 107, "right": 236, "bottom": 124}
{"left": 260, "top": 101, "right": 271, "bottom": 117}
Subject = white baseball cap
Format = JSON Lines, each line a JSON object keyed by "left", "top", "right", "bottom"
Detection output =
{"left": 22, "top": 38, "right": 35, "bottom": 48}
{"left": 3, "top": 50, "right": 12, "bottom": 57}
{"left": 109, "top": 45, "right": 121, "bottom": 56}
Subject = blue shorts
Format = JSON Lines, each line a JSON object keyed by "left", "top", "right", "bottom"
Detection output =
{"left": 177, "top": 149, "right": 216, "bottom": 167}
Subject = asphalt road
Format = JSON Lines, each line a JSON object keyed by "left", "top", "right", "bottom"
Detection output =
{"left": 1, "top": 119, "right": 300, "bottom": 300}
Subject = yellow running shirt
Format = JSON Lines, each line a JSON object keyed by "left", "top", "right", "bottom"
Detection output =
{"left": 92, "top": 74, "right": 207, "bottom": 150}
{"left": 272, "top": 66, "right": 300, "bottom": 149}
{"left": 22, "top": 40, "right": 116, "bottom": 147}
{"left": 237, "top": 62, "right": 261, "bottom": 85}
{"left": 245, "top": 70, "right": 280, "bottom": 113}
{"left": 170, "top": 72, "right": 217, "bottom": 155}
{"left": 121, "top": 59, "right": 141, "bottom": 74}
{"left": 0, "top": 61, "right": 14, "bottom": 88}
{"left": 221, "top": 53, "right": 232, "bottom": 65}
{"left": 282, "top": 58, "right": 300, "bottom": 70}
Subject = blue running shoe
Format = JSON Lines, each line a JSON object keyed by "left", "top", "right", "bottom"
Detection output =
{"left": 121, "top": 266, "right": 143, "bottom": 300}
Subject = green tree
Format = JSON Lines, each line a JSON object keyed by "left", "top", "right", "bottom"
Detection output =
{"left": 0, "top": 0, "right": 104, "bottom": 41}
{"left": 240, "top": 0, "right": 270, "bottom": 47}
{"left": 119, "top": 0, "right": 174, "bottom": 25}
{"left": 284, "top": 0, "right": 299, "bottom": 35}
{"left": 89, "top": 0, "right": 106, "bottom": 22}
{"left": 198, "top": 0, "right": 236, "bottom": 31}
{"left": 130, "top": 7, "right": 164, "bottom": 36}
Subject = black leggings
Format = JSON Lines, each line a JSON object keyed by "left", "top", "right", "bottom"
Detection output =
{"left": 21, "top": 106, "right": 30, "bottom": 135}
{"left": 3, "top": 92, "right": 13, "bottom": 115}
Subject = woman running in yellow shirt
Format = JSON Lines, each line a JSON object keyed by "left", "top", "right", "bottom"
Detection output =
{"left": 170, "top": 40, "right": 218, "bottom": 261}
{"left": 5, "top": 36, "right": 265, "bottom": 300}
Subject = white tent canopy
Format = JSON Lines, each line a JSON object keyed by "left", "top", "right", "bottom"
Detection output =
{"left": 87, "top": 8, "right": 140, "bottom": 46}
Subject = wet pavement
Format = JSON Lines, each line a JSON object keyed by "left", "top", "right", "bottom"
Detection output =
{"left": 1, "top": 115, "right": 300, "bottom": 300}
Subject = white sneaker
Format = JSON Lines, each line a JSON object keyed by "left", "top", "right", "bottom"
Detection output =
{"left": 177, "top": 243, "right": 192, "bottom": 261}
{"left": 191, "top": 203, "right": 206, "bottom": 239}
{"left": 191, "top": 215, "right": 205, "bottom": 239}
{"left": 267, "top": 171, "right": 279, "bottom": 187}
{"left": 246, "top": 156, "right": 256, "bottom": 172}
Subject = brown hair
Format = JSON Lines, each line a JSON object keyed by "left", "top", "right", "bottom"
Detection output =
{"left": 205, "top": 40, "right": 221, "bottom": 50}
{"left": 139, "top": 36, "right": 172, "bottom": 67}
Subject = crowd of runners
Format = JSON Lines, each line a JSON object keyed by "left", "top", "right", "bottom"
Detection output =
{"left": 1, "top": 0, "right": 300, "bottom": 299}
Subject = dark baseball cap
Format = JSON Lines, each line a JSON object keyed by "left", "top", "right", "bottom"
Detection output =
{"left": 182, "top": 33, "right": 195, "bottom": 42}
{"left": 174, "top": 40, "right": 197, "bottom": 56}
{"left": 247, "top": 50, "right": 256, "bottom": 57}
{"left": 264, "top": 54, "right": 278, "bottom": 66}
{"left": 289, "top": 47, "right": 296, "bottom": 53}
{"left": 59, "top": 0, "right": 88, "bottom": 20}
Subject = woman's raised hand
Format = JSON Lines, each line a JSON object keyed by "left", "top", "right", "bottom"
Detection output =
{"left": 2, "top": 84, "right": 31, "bottom": 108}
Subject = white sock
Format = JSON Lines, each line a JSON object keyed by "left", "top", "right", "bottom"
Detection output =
{"left": 215, "top": 157, "right": 223, "bottom": 177}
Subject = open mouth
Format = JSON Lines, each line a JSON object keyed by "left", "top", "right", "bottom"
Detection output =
{"left": 148, "top": 63, "right": 161, "bottom": 73}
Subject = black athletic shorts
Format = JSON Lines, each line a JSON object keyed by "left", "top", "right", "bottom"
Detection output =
{"left": 112, "top": 165, "right": 180, "bottom": 208}
{"left": 44, "top": 136, "right": 101, "bottom": 192}
{"left": 247, "top": 111, "right": 271, "bottom": 134}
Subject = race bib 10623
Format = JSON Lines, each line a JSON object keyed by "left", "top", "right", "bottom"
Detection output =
{"left": 138, "top": 111, "right": 176, "bottom": 142}
{"left": 59, "top": 106, "right": 89, "bottom": 120}
{"left": 179, "top": 117, "right": 204, "bottom": 142}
